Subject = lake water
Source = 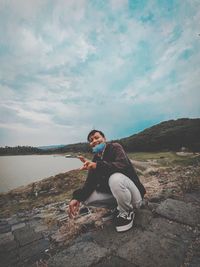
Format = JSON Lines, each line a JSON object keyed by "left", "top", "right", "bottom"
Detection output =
{"left": 0, "top": 155, "right": 82, "bottom": 193}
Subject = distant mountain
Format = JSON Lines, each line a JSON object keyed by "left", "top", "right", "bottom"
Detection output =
{"left": 50, "top": 118, "right": 200, "bottom": 153}
{"left": 52, "top": 142, "right": 90, "bottom": 153}
{"left": 0, "top": 118, "right": 199, "bottom": 155}
{"left": 118, "top": 118, "right": 200, "bottom": 152}
{"left": 38, "top": 144, "right": 66, "bottom": 150}
{"left": 0, "top": 146, "right": 43, "bottom": 156}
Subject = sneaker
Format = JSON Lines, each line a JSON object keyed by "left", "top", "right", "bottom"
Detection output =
{"left": 102, "top": 208, "right": 118, "bottom": 222}
{"left": 115, "top": 211, "right": 135, "bottom": 232}
{"left": 78, "top": 207, "right": 91, "bottom": 216}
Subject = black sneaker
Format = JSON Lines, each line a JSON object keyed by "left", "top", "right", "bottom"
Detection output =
{"left": 102, "top": 208, "right": 118, "bottom": 222}
{"left": 78, "top": 207, "right": 91, "bottom": 216}
{"left": 115, "top": 211, "right": 135, "bottom": 232}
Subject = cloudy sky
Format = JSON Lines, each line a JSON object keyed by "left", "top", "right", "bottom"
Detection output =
{"left": 0, "top": 0, "right": 200, "bottom": 147}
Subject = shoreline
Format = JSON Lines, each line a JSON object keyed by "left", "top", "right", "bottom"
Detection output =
{"left": 0, "top": 168, "right": 87, "bottom": 218}
{"left": 0, "top": 153, "right": 89, "bottom": 194}
{"left": 0, "top": 168, "right": 79, "bottom": 195}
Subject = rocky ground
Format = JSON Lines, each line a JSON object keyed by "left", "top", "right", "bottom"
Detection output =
{"left": 0, "top": 152, "right": 200, "bottom": 267}
{"left": 48, "top": 194, "right": 200, "bottom": 267}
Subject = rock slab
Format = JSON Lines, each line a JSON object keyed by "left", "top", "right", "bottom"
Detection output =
{"left": 156, "top": 198, "right": 200, "bottom": 226}
{"left": 48, "top": 241, "right": 109, "bottom": 267}
{"left": 0, "top": 224, "right": 49, "bottom": 267}
{"left": 117, "top": 217, "right": 193, "bottom": 267}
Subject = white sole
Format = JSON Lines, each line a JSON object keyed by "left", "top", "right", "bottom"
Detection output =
{"left": 116, "top": 219, "right": 133, "bottom": 232}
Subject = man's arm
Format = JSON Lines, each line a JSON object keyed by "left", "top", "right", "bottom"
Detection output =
{"left": 71, "top": 154, "right": 101, "bottom": 202}
{"left": 68, "top": 161, "right": 99, "bottom": 217}
{"left": 72, "top": 168, "right": 98, "bottom": 202}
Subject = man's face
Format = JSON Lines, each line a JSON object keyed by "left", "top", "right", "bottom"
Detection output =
{"left": 89, "top": 132, "right": 106, "bottom": 147}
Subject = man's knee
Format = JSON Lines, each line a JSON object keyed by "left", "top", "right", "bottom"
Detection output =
{"left": 108, "top": 173, "right": 124, "bottom": 191}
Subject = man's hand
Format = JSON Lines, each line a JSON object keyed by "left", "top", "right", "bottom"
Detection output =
{"left": 80, "top": 161, "right": 97, "bottom": 170}
{"left": 77, "top": 155, "right": 97, "bottom": 170}
{"left": 77, "top": 155, "right": 87, "bottom": 163}
{"left": 68, "top": 199, "right": 80, "bottom": 218}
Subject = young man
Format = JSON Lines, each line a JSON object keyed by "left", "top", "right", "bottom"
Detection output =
{"left": 68, "top": 130, "right": 146, "bottom": 232}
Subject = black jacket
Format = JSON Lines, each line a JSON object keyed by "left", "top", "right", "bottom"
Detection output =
{"left": 72, "top": 142, "right": 146, "bottom": 202}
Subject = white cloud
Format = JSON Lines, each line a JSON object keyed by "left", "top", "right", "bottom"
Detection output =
{"left": 110, "top": 0, "right": 128, "bottom": 10}
{"left": 0, "top": 0, "right": 200, "bottom": 146}
{"left": 21, "top": 28, "right": 52, "bottom": 55}
{"left": 0, "top": 84, "right": 16, "bottom": 100}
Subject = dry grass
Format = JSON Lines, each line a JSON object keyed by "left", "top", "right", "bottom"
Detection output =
{"left": 51, "top": 208, "right": 107, "bottom": 246}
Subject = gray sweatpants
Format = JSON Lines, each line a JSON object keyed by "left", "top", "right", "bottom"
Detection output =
{"left": 84, "top": 172, "right": 142, "bottom": 213}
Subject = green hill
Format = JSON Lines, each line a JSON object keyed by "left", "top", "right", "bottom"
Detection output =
{"left": 0, "top": 118, "right": 200, "bottom": 155}
{"left": 52, "top": 118, "right": 200, "bottom": 153}
{"left": 117, "top": 118, "right": 200, "bottom": 152}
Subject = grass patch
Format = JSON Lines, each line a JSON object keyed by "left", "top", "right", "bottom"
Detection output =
{"left": 127, "top": 152, "right": 200, "bottom": 167}
{"left": 172, "top": 155, "right": 200, "bottom": 167}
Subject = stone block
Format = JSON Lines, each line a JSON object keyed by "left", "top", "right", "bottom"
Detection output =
{"left": 156, "top": 198, "right": 200, "bottom": 226}
{"left": 11, "top": 222, "right": 26, "bottom": 231}
{"left": 0, "top": 223, "right": 11, "bottom": 234}
{"left": 0, "top": 239, "right": 18, "bottom": 252}
{"left": 0, "top": 249, "right": 19, "bottom": 267}
{"left": 148, "top": 217, "right": 193, "bottom": 240}
{"left": 19, "top": 238, "right": 49, "bottom": 261}
{"left": 117, "top": 218, "right": 193, "bottom": 267}
{"left": 134, "top": 209, "right": 153, "bottom": 229}
{"left": 183, "top": 189, "right": 200, "bottom": 205}
{"left": 34, "top": 225, "right": 49, "bottom": 233}
{"left": 93, "top": 256, "right": 136, "bottom": 267}
{"left": 0, "top": 220, "right": 8, "bottom": 225}
{"left": 48, "top": 241, "right": 109, "bottom": 267}
{"left": 6, "top": 216, "right": 20, "bottom": 225}
{"left": 13, "top": 225, "right": 43, "bottom": 246}
{"left": 0, "top": 232, "right": 14, "bottom": 245}
{"left": 91, "top": 223, "right": 139, "bottom": 252}
{"left": 0, "top": 238, "right": 19, "bottom": 267}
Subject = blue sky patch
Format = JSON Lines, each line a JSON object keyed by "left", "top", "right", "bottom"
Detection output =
{"left": 0, "top": 0, "right": 199, "bottom": 146}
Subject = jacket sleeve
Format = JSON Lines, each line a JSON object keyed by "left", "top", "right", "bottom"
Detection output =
{"left": 72, "top": 157, "right": 99, "bottom": 202}
{"left": 95, "top": 143, "right": 129, "bottom": 177}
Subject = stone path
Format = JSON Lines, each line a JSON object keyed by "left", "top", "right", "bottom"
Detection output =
{"left": 48, "top": 191, "right": 200, "bottom": 267}
{"left": 0, "top": 190, "right": 199, "bottom": 267}
{"left": 0, "top": 219, "right": 49, "bottom": 267}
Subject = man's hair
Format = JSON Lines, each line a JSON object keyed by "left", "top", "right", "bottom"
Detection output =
{"left": 87, "top": 130, "right": 105, "bottom": 142}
